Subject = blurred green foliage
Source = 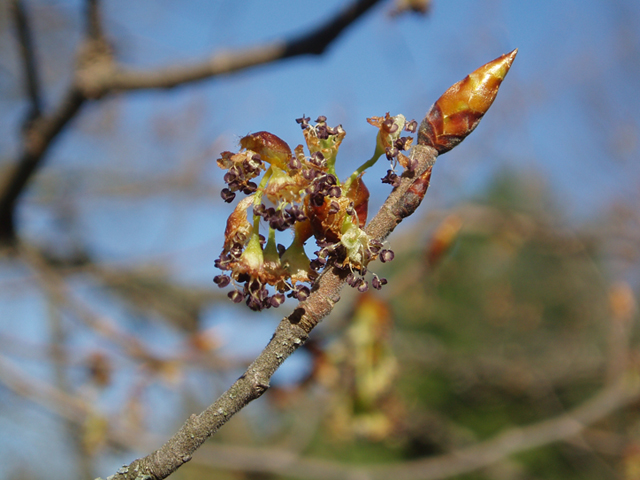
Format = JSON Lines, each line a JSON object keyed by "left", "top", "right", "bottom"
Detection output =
{"left": 194, "top": 171, "right": 627, "bottom": 480}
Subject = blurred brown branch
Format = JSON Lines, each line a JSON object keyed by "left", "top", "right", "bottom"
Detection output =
{"left": 10, "top": 0, "right": 42, "bottom": 124}
{"left": 2, "top": 342, "right": 637, "bottom": 480}
{"left": 0, "top": 0, "right": 385, "bottom": 245}
{"left": 105, "top": 0, "right": 383, "bottom": 91}
{"left": 191, "top": 374, "right": 640, "bottom": 480}
{"left": 20, "top": 245, "right": 237, "bottom": 372}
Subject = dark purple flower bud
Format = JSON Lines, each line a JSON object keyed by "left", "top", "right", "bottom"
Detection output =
{"left": 289, "top": 156, "right": 302, "bottom": 170}
{"left": 254, "top": 203, "right": 266, "bottom": 217}
{"left": 310, "top": 151, "right": 325, "bottom": 166}
{"left": 309, "top": 259, "right": 324, "bottom": 271}
{"left": 368, "top": 241, "right": 382, "bottom": 255}
{"left": 223, "top": 172, "right": 237, "bottom": 184}
{"left": 221, "top": 188, "right": 236, "bottom": 203}
{"left": 381, "top": 170, "right": 400, "bottom": 187}
{"left": 316, "top": 115, "right": 327, "bottom": 123}
{"left": 372, "top": 275, "right": 388, "bottom": 290}
{"left": 228, "top": 290, "right": 244, "bottom": 303}
{"left": 311, "top": 193, "right": 325, "bottom": 207}
{"left": 236, "top": 273, "right": 250, "bottom": 283}
{"left": 213, "top": 275, "right": 231, "bottom": 288}
{"left": 316, "top": 125, "right": 329, "bottom": 140}
{"left": 380, "top": 249, "right": 395, "bottom": 263}
{"left": 328, "top": 186, "right": 342, "bottom": 198}
{"left": 296, "top": 115, "right": 311, "bottom": 129}
{"left": 246, "top": 296, "right": 262, "bottom": 311}
{"left": 405, "top": 120, "right": 418, "bottom": 133}
{"left": 296, "top": 285, "right": 310, "bottom": 301}
{"left": 270, "top": 293, "right": 286, "bottom": 308}
{"left": 357, "top": 280, "right": 369, "bottom": 293}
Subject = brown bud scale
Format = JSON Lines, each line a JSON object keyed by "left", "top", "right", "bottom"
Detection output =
{"left": 240, "top": 131, "right": 292, "bottom": 169}
{"left": 419, "top": 49, "right": 517, "bottom": 153}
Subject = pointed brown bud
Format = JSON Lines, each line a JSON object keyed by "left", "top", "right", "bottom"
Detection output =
{"left": 419, "top": 49, "right": 517, "bottom": 154}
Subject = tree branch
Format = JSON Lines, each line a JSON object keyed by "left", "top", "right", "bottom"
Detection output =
{"left": 85, "top": 0, "right": 104, "bottom": 41}
{"left": 190, "top": 373, "right": 639, "bottom": 480}
{"left": 103, "top": 0, "right": 383, "bottom": 91}
{"left": 3, "top": 339, "right": 638, "bottom": 480}
{"left": 371, "top": 374, "right": 640, "bottom": 480}
{"left": 0, "top": 87, "right": 85, "bottom": 243}
{"left": 103, "top": 145, "right": 438, "bottom": 480}
{"left": 0, "top": 0, "right": 385, "bottom": 245}
{"left": 10, "top": 0, "right": 43, "bottom": 124}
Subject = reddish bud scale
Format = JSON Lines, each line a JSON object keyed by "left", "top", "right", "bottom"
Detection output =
{"left": 305, "top": 196, "right": 351, "bottom": 243}
{"left": 345, "top": 177, "right": 370, "bottom": 228}
{"left": 240, "top": 131, "right": 292, "bottom": 169}
{"left": 223, "top": 196, "right": 253, "bottom": 252}
{"left": 419, "top": 49, "right": 517, "bottom": 153}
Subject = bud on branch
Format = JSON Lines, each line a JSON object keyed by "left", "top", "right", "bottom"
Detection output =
{"left": 419, "top": 49, "right": 517, "bottom": 153}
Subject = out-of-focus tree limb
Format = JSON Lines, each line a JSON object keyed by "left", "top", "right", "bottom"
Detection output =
{"left": 0, "top": 0, "right": 385, "bottom": 245}
{"left": 2, "top": 344, "right": 637, "bottom": 480}
{"left": 20, "top": 245, "right": 238, "bottom": 372}
{"left": 100, "top": 0, "right": 383, "bottom": 92}
{"left": 0, "top": 87, "right": 85, "bottom": 243}
{"left": 10, "top": 0, "right": 43, "bottom": 124}
{"left": 191, "top": 374, "right": 640, "bottom": 480}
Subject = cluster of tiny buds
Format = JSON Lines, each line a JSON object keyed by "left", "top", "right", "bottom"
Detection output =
{"left": 254, "top": 203, "right": 306, "bottom": 231}
{"left": 214, "top": 113, "right": 409, "bottom": 311}
{"left": 307, "top": 236, "right": 394, "bottom": 292}
{"left": 213, "top": 272, "right": 312, "bottom": 310}
{"left": 295, "top": 115, "right": 342, "bottom": 137}
{"left": 345, "top": 272, "right": 388, "bottom": 292}
{"left": 380, "top": 118, "right": 418, "bottom": 186}
{"left": 220, "top": 153, "right": 263, "bottom": 203}
{"left": 308, "top": 172, "right": 341, "bottom": 207}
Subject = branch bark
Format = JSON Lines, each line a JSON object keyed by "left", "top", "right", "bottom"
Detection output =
{"left": 102, "top": 145, "right": 438, "bottom": 480}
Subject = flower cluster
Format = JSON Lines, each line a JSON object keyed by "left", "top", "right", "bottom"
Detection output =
{"left": 213, "top": 114, "right": 415, "bottom": 311}
{"left": 212, "top": 50, "right": 518, "bottom": 311}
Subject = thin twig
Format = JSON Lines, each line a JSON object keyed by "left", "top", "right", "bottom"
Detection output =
{"left": 10, "top": 0, "right": 43, "bottom": 123}
{"left": 193, "top": 374, "right": 640, "bottom": 480}
{"left": 0, "top": 353, "right": 146, "bottom": 451}
{"left": 4, "top": 312, "right": 635, "bottom": 480}
{"left": 85, "top": 0, "right": 103, "bottom": 41}
{"left": 104, "top": 0, "right": 383, "bottom": 91}
{"left": 0, "top": 87, "right": 85, "bottom": 243}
